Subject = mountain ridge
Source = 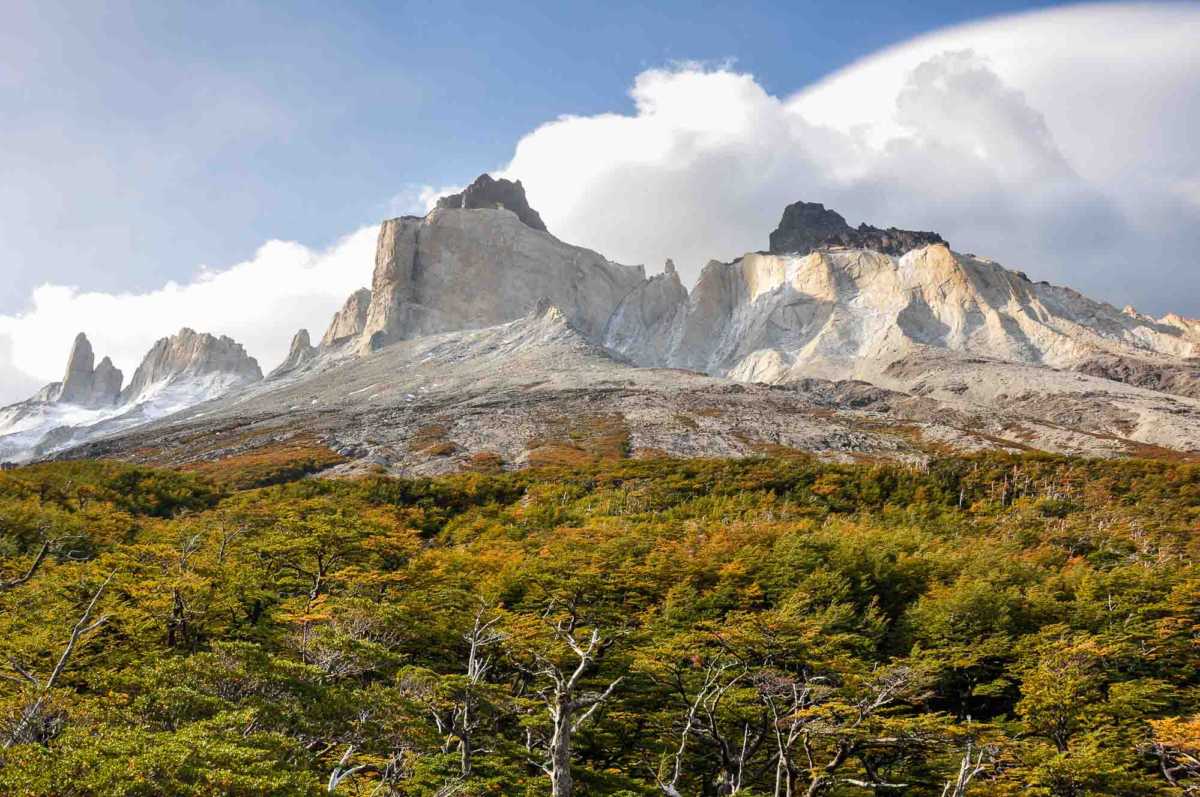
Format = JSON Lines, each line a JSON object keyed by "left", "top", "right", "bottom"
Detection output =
{"left": 3, "top": 173, "right": 1199, "bottom": 467}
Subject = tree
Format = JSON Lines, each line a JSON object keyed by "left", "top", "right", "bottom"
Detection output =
{"left": 2, "top": 570, "right": 113, "bottom": 749}
{"left": 516, "top": 606, "right": 623, "bottom": 797}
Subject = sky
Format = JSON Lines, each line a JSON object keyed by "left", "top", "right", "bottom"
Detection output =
{"left": 1, "top": 0, "right": 1198, "bottom": 403}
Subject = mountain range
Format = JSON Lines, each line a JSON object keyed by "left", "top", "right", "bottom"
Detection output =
{"left": 3, "top": 174, "right": 1198, "bottom": 470}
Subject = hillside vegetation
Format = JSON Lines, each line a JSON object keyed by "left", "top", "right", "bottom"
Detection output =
{"left": 0, "top": 454, "right": 1197, "bottom": 795}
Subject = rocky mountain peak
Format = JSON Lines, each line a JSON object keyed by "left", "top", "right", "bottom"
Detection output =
{"left": 435, "top": 173, "right": 548, "bottom": 233}
{"left": 269, "top": 329, "right": 318, "bottom": 378}
{"left": 57, "top": 333, "right": 96, "bottom": 404}
{"left": 769, "top": 201, "right": 946, "bottom": 257}
{"left": 53, "top": 332, "right": 123, "bottom": 408}
{"left": 355, "top": 200, "right": 645, "bottom": 353}
{"left": 90, "top": 357, "right": 124, "bottom": 407}
{"left": 321, "top": 288, "right": 372, "bottom": 347}
{"left": 121, "top": 328, "right": 262, "bottom": 403}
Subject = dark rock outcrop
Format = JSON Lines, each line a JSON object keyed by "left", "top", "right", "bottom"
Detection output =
{"left": 436, "top": 174, "right": 548, "bottom": 233}
{"left": 769, "top": 201, "right": 945, "bottom": 257}
{"left": 1076, "top": 354, "right": 1200, "bottom": 399}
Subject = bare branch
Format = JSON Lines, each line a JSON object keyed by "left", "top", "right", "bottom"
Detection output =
{"left": 0, "top": 540, "right": 50, "bottom": 592}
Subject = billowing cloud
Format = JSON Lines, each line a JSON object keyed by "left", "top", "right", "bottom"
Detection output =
{"left": 503, "top": 3, "right": 1199, "bottom": 318}
{"left": 0, "top": 227, "right": 377, "bottom": 405}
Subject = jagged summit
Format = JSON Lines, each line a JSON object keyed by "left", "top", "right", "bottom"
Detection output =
{"left": 53, "top": 333, "right": 124, "bottom": 408}
{"left": 270, "top": 329, "right": 317, "bottom": 378}
{"left": 768, "top": 201, "right": 946, "bottom": 257}
{"left": 321, "top": 288, "right": 372, "bottom": 347}
{"left": 435, "top": 173, "right": 548, "bottom": 232}
{"left": 121, "top": 328, "right": 262, "bottom": 404}
{"left": 357, "top": 196, "right": 644, "bottom": 353}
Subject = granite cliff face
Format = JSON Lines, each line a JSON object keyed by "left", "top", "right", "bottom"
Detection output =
{"left": 320, "top": 288, "right": 372, "bottom": 347}
{"left": 334, "top": 182, "right": 1200, "bottom": 400}
{"left": 357, "top": 182, "right": 646, "bottom": 352}
{"left": 52, "top": 333, "right": 123, "bottom": 408}
{"left": 600, "top": 244, "right": 1200, "bottom": 386}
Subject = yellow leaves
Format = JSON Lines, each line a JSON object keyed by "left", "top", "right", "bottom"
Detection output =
{"left": 280, "top": 594, "right": 332, "bottom": 625}
{"left": 1149, "top": 715, "right": 1200, "bottom": 754}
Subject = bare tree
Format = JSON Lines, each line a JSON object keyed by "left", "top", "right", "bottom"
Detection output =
{"left": 800, "top": 665, "right": 937, "bottom": 797}
{"left": 2, "top": 571, "right": 114, "bottom": 749}
{"left": 941, "top": 739, "right": 998, "bottom": 797}
{"left": 519, "top": 608, "right": 623, "bottom": 797}
{"left": 453, "top": 607, "right": 503, "bottom": 777}
{"left": 412, "top": 606, "right": 506, "bottom": 777}
{"left": 757, "top": 670, "right": 829, "bottom": 797}
{"left": 658, "top": 656, "right": 775, "bottom": 795}
{"left": 655, "top": 659, "right": 733, "bottom": 796}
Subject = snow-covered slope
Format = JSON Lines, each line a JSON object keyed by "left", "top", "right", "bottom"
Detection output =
{"left": 0, "top": 328, "right": 262, "bottom": 462}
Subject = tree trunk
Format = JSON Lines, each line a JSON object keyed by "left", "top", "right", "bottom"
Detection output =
{"left": 550, "top": 703, "right": 574, "bottom": 797}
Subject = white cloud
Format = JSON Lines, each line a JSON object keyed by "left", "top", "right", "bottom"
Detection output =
{"left": 0, "top": 227, "right": 377, "bottom": 405}
{"left": 503, "top": 3, "right": 1199, "bottom": 318}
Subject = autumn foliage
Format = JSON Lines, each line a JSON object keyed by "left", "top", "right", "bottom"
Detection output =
{"left": 0, "top": 453, "right": 1197, "bottom": 795}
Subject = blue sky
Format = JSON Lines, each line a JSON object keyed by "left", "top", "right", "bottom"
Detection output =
{"left": 2, "top": 0, "right": 1071, "bottom": 313}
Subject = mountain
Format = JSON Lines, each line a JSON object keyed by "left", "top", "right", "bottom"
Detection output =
{"left": 7, "top": 172, "right": 1200, "bottom": 469}
{"left": 51, "top": 332, "right": 123, "bottom": 408}
{"left": 0, "top": 328, "right": 262, "bottom": 463}
{"left": 120, "top": 328, "right": 261, "bottom": 405}
{"left": 357, "top": 199, "right": 645, "bottom": 352}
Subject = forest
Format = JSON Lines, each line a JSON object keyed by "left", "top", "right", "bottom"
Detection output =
{"left": 0, "top": 451, "right": 1197, "bottom": 796}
